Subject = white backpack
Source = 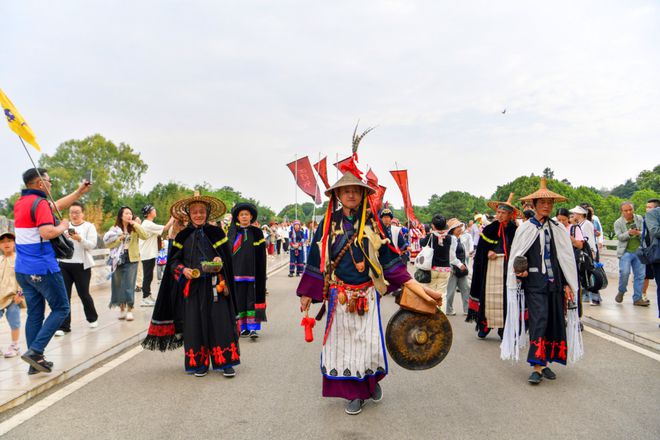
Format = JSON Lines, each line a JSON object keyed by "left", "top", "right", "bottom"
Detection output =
{"left": 414, "top": 235, "right": 435, "bottom": 271}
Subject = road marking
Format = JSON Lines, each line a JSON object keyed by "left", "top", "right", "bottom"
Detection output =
{"left": 583, "top": 326, "right": 660, "bottom": 362}
{"left": 0, "top": 346, "right": 144, "bottom": 436}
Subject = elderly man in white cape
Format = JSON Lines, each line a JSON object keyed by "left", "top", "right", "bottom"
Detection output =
{"left": 500, "top": 178, "right": 583, "bottom": 385}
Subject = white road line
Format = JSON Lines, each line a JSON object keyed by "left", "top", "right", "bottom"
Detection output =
{"left": 583, "top": 326, "right": 660, "bottom": 362}
{"left": 0, "top": 346, "right": 144, "bottom": 436}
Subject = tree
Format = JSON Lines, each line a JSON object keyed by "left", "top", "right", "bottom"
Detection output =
{"left": 542, "top": 167, "right": 555, "bottom": 180}
{"left": 636, "top": 165, "right": 660, "bottom": 193}
{"left": 38, "top": 134, "right": 148, "bottom": 212}
{"left": 610, "top": 179, "right": 638, "bottom": 199}
{"left": 277, "top": 203, "right": 319, "bottom": 223}
{"left": 427, "top": 191, "right": 485, "bottom": 221}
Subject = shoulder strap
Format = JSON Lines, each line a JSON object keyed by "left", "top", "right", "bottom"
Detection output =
{"left": 30, "top": 196, "right": 47, "bottom": 223}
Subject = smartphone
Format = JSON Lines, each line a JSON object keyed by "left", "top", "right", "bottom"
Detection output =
{"left": 68, "top": 228, "right": 76, "bottom": 235}
{"left": 84, "top": 170, "right": 93, "bottom": 185}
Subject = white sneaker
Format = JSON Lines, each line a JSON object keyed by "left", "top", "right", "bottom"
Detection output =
{"left": 3, "top": 343, "right": 20, "bottom": 358}
{"left": 88, "top": 321, "right": 99, "bottom": 328}
{"left": 118, "top": 310, "right": 127, "bottom": 320}
{"left": 54, "top": 330, "right": 65, "bottom": 336}
{"left": 141, "top": 296, "right": 156, "bottom": 307}
{"left": 126, "top": 312, "right": 134, "bottom": 321}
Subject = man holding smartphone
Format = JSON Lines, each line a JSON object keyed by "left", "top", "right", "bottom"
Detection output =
{"left": 614, "top": 202, "right": 648, "bottom": 306}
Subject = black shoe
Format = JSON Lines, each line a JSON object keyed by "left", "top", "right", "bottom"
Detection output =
{"left": 21, "top": 349, "right": 52, "bottom": 373}
{"left": 541, "top": 367, "right": 556, "bottom": 380}
{"left": 371, "top": 383, "right": 383, "bottom": 402}
{"left": 497, "top": 328, "right": 504, "bottom": 340}
{"left": 288, "top": 273, "right": 294, "bottom": 277}
{"left": 28, "top": 361, "right": 54, "bottom": 375}
{"left": 240, "top": 330, "right": 250, "bottom": 337}
{"left": 477, "top": 328, "right": 490, "bottom": 339}
{"left": 194, "top": 367, "right": 209, "bottom": 377}
{"left": 249, "top": 331, "right": 259, "bottom": 339}
{"left": 223, "top": 366, "right": 236, "bottom": 377}
{"left": 528, "top": 371, "right": 543, "bottom": 385}
{"left": 296, "top": 273, "right": 301, "bottom": 277}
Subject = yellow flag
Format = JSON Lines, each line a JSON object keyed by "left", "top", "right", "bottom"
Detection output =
{"left": 0, "top": 89, "right": 41, "bottom": 151}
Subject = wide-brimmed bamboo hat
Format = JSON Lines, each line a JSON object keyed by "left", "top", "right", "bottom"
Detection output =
{"left": 487, "top": 192, "right": 519, "bottom": 217}
{"left": 170, "top": 191, "right": 227, "bottom": 222}
{"left": 519, "top": 177, "right": 568, "bottom": 203}
{"left": 325, "top": 172, "right": 375, "bottom": 198}
{"left": 446, "top": 218, "right": 465, "bottom": 232}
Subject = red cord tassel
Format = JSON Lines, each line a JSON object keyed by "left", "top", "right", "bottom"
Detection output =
{"left": 301, "top": 316, "right": 315, "bottom": 342}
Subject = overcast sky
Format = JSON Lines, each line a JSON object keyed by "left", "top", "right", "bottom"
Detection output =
{"left": 2, "top": 1, "right": 658, "bottom": 212}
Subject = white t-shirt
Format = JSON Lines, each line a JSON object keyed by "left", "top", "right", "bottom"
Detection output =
{"left": 139, "top": 219, "right": 165, "bottom": 260}
{"left": 58, "top": 221, "right": 97, "bottom": 269}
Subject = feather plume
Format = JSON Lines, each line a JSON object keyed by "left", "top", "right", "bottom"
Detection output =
{"left": 352, "top": 121, "right": 375, "bottom": 155}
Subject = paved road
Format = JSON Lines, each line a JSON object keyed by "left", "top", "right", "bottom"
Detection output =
{"left": 3, "top": 267, "right": 659, "bottom": 439}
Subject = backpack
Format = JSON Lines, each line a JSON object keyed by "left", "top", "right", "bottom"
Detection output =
{"left": 30, "top": 197, "right": 75, "bottom": 260}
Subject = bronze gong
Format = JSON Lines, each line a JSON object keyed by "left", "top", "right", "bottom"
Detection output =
{"left": 385, "top": 309, "right": 452, "bottom": 370}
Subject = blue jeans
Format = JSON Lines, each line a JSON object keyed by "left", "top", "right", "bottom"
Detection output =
{"left": 618, "top": 252, "right": 645, "bottom": 302}
{"left": 16, "top": 272, "right": 70, "bottom": 354}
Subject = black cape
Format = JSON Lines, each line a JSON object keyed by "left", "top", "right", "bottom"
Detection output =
{"left": 142, "top": 224, "right": 236, "bottom": 351}
{"left": 227, "top": 224, "right": 267, "bottom": 321}
{"left": 465, "top": 220, "right": 516, "bottom": 331}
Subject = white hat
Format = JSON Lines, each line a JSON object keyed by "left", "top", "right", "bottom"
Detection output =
{"left": 569, "top": 206, "right": 588, "bottom": 215}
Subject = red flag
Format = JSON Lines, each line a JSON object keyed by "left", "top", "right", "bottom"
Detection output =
{"left": 389, "top": 169, "right": 420, "bottom": 227}
{"left": 287, "top": 156, "right": 322, "bottom": 204}
{"left": 365, "top": 168, "right": 386, "bottom": 213}
{"left": 333, "top": 155, "right": 363, "bottom": 179}
{"left": 313, "top": 157, "right": 330, "bottom": 189}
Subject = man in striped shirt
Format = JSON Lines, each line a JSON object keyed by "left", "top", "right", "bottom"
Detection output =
{"left": 14, "top": 168, "right": 91, "bottom": 374}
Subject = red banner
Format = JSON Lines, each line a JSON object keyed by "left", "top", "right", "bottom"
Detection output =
{"left": 389, "top": 169, "right": 420, "bottom": 227}
{"left": 333, "top": 155, "right": 363, "bottom": 179}
{"left": 313, "top": 157, "right": 330, "bottom": 189}
{"left": 287, "top": 156, "right": 322, "bottom": 204}
{"left": 365, "top": 168, "right": 386, "bottom": 213}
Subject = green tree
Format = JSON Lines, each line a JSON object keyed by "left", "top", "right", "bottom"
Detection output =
{"left": 610, "top": 179, "right": 638, "bottom": 199}
{"left": 38, "top": 134, "right": 148, "bottom": 212}
{"left": 636, "top": 165, "right": 660, "bottom": 193}
{"left": 542, "top": 167, "right": 555, "bottom": 180}
{"left": 427, "top": 191, "right": 484, "bottom": 221}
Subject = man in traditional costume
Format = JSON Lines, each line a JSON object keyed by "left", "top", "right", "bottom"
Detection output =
{"left": 501, "top": 178, "right": 582, "bottom": 384}
{"left": 227, "top": 203, "right": 267, "bottom": 339}
{"left": 466, "top": 193, "right": 518, "bottom": 339}
{"left": 288, "top": 221, "right": 305, "bottom": 277}
{"left": 296, "top": 127, "right": 442, "bottom": 415}
{"left": 142, "top": 192, "right": 240, "bottom": 378}
{"left": 380, "top": 209, "right": 407, "bottom": 256}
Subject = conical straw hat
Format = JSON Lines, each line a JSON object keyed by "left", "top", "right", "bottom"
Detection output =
{"left": 325, "top": 172, "right": 375, "bottom": 197}
{"left": 487, "top": 192, "right": 519, "bottom": 216}
{"left": 170, "top": 191, "right": 227, "bottom": 222}
{"left": 519, "top": 177, "right": 567, "bottom": 203}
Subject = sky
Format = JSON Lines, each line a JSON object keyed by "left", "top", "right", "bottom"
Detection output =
{"left": 1, "top": 0, "right": 658, "bottom": 212}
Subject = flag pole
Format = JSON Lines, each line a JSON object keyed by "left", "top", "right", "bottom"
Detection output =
{"left": 17, "top": 135, "right": 63, "bottom": 219}
{"left": 294, "top": 154, "right": 298, "bottom": 221}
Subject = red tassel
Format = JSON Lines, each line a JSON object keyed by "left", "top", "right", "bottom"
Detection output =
{"left": 301, "top": 316, "right": 315, "bottom": 342}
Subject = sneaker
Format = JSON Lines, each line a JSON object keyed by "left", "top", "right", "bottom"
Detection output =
{"left": 642, "top": 294, "right": 648, "bottom": 302}
{"left": 345, "top": 399, "right": 365, "bottom": 415}
{"left": 446, "top": 310, "right": 456, "bottom": 316}
{"left": 21, "top": 349, "right": 52, "bottom": 373}
{"left": 288, "top": 273, "right": 294, "bottom": 278}
{"left": 54, "top": 330, "right": 65, "bottom": 337}
{"left": 28, "top": 360, "right": 53, "bottom": 375}
{"left": 590, "top": 300, "right": 601, "bottom": 306}
{"left": 371, "top": 383, "right": 383, "bottom": 402}
{"left": 633, "top": 299, "right": 650, "bottom": 307}
{"left": 527, "top": 371, "right": 543, "bottom": 385}
{"left": 296, "top": 273, "right": 301, "bottom": 277}
{"left": 3, "top": 343, "right": 20, "bottom": 358}
{"left": 118, "top": 310, "right": 127, "bottom": 320}
{"left": 126, "top": 312, "right": 134, "bottom": 321}
{"left": 615, "top": 292, "right": 624, "bottom": 303}
{"left": 240, "top": 330, "right": 250, "bottom": 337}
{"left": 223, "top": 366, "right": 236, "bottom": 377}
{"left": 541, "top": 367, "right": 556, "bottom": 380}
{"left": 141, "top": 296, "right": 156, "bottom": 307}
{"left": 194, "top": 367, "right": 208, "bottom": 377}
{"left": 88, "top": 321, "right": 99, "bottom": 328}
{"left": 497, "top": 328, "right": 504, "bottom": 340}
{"left": 249, "top": 331, "right": 259, "bottom": 340}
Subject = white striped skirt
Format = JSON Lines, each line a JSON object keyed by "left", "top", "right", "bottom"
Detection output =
{"left": 321, "top": 285, "right": 388, "bottom": 380}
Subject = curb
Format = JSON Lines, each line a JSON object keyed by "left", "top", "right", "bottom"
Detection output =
{"left": 582, "top": 316, "right": 660, "bottom": 353}
{"left": 0, "top": 259, "right": 290, "bottom": 413}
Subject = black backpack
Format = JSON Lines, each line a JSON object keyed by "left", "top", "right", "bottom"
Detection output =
{"left": 30, "top": 197, "right": 75, "bottom": 260}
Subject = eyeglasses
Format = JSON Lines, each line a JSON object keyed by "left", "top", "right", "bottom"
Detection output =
{"left": 42, "top": 178, "right": 54, "bottom": 184}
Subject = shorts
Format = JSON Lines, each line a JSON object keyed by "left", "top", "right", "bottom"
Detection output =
{"left": 646, "top": 264, "right": 655, "bottom": 280}
{"left": 0, "top": 302, "right": 21, "bottom": 330}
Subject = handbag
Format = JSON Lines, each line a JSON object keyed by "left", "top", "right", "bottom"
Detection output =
{"left": 451, "top": 265, "right": 469, "bottom": 278}
{"left": 30, "top": 197, "right": 74, "bottom": 260}
{"left": 637, "top": 220, "right": 660, "bottom": 264}
{"left": 414, "top": 268, "right": 431, "bottom": 283}
{"left": 414, "top": 235, "right": 435, "bottom": 271}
